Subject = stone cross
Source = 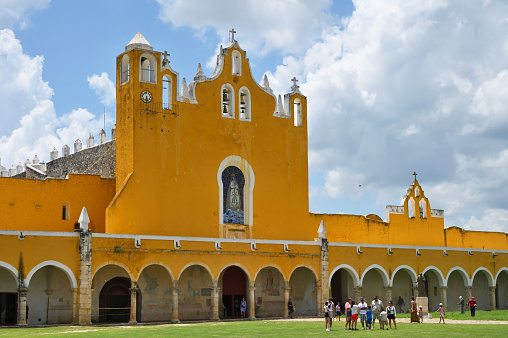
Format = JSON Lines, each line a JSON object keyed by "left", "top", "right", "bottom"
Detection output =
{"left": 413, "top": 171, "right": 418, "bottom": 180}
{"left": 230, "top": 28, "right": 236, "bottom": 40}
{"left": 291, "top": 77, "right": 299, "bottom": 91}
{"left": 162, "top": 51, "right": 170, "bottom": 64}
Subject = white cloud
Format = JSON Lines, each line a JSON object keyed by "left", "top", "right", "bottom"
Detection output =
{"left": 266, "top": 0, "right": 508, "bottom": 232}
{"left": 462, "top": 209, "right": 508, "bottom": 233}
{"left": 155, "top": 0, "right": 334, "bottom": 56}
{"left": 0, "top": 0, "right": 51, "bottom": 29}
{"left": 88, "top": 72, "right": 116, "bottom": 107}
{"left": 0, "top": 29, "right": 104, "bottom": 169}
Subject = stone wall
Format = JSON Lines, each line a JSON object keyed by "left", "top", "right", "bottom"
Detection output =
{"left": 46, "top": 141, "right": 116, "bottom": 179}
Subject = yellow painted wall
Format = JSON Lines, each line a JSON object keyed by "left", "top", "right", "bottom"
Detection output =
{"left": 108, "top": 43, "right": 311, "bottom": 240}
{"left": 445, "top": 226, "right": 508, "bottom": 251}
{"left": 0, "top": 175, "right": 115, "bottom": 233}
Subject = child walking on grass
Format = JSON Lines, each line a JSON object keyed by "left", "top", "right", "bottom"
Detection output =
{"left": 418, "top": 305, "right": 424, "bottom": 323}
{"left": 435, "top": 303, "right": 445, "bottom": 324}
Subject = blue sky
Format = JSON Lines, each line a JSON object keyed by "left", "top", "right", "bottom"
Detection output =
{"left": 1, "top": 0, "right": 508, "bottom": 233}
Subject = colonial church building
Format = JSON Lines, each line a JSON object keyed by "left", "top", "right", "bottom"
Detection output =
{"left": 0, "top": 32, "right": 507, "bottom": 326}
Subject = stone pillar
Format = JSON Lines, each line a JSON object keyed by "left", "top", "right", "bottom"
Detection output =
{"left": 466, "top": 286, "right": 473, "bottom": 302}
{"left": 171, "top": 280, "right": 179, "bottom": 323}
{"left": 211, "top": 281, "right": 220, "bottom": 321}
{"left": 74, "top": 229, "right": 92, "bottom": 325}
{"left": 316, "top": 284, "right": 322, "bottom": 316}
{"left": 489, "top": 286, "right": 496, "bottom": 310}
{"left": 439, "top": 286, "right": 447, "bottom": 310}
{"left": 248, "top": 281, "right": 256, "bottom": 319}
{"left": 129, "top": 283, "right": 138, "bottom": 324}
{"left": 320, "top": 238, "right": 329, "bottom": 308}
{"left": 17, "top": 287, "right": 28, "bottom": 326}
{"left": 284, "top": 281, "right": 290, "bottom": 317}
{"left": 384, "top": 286, "right": 393, "bottom": 304}
{"left": 354, "top": 286, "right": 363, "bottom": 302}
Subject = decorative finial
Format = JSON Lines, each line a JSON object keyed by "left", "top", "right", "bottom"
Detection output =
{"left": 229, "top": 28, "right": 237, "bottom": 41}
{"left": 291, "top": 77, "right": 299, "bottom": 91}
{"left": 162, "top": 51, "right": 170, "bottom": 65}
{"left": 413, "top": 171, "right": 418, "bottom": 181}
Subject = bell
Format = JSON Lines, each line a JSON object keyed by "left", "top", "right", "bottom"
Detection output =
{"left": 241, "top": 107, "right": 245, "bottom": 115}
{"left": 223, "top": 90, "right": 229, "bottom": 102}
{"left": 240, "top": 93, "right": 246, "bottom": 105}
{"left": 223, "top": 104, "right": 228, "bottom": 114}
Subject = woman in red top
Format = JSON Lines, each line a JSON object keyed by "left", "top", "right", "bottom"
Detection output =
{"left": 468, "top": 297, "right": 477, "bottom": 316}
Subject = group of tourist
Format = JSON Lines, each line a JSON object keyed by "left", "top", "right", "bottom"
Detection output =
{"left": 323, "top": 295, "right": 397, "bottom": 331}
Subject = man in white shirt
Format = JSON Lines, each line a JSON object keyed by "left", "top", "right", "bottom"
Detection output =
{"left": 371, "top": 296, "right": 384, "bottom": 329}
{"left": 359, "top": 297, "right": 368, "bottom": 330}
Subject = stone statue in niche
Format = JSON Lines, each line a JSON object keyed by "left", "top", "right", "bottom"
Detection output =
{"left": 417, "top": 273, "right": 427, "bottom": 297}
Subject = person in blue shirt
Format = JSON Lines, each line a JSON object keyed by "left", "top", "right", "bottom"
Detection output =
{"left": 366, "top": 305, "right": 373, "bottom": 331}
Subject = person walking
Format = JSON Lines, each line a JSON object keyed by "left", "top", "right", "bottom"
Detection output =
{"left": 468, "top": 297, "right": 477, "bottom": 316}
{"left": 435, "top": 303, "right": 445, "bottom": 324}
{"left": 410, "top": 296, "right": 419, "bottom": 323}
{"left": 240, "top": 297, "right": 247, "bottom": 318}
{"left": 457, "top": 296, "right": 465, "bottom": 314}
{"left": 288, "top": 298, "right": 294, "bottom": 319}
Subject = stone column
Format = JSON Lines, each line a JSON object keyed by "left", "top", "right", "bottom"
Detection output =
{"left": 489, "top": 286, "right": 496, "bottom": 310}
{"left": 320, "top": 238, "right": 329, "bottom": 308}
{"left": 17, "top": 287, "right": 28, "bottom": 326}
{"left": 171, "top": 280, "right": 180, "bottom": 323}
{"left": 439, "top": 286, "right": 447, "bottom": 310}
{"left": 248, "top": 281, "right": 256, "bottom": 319}
{"left": 74, "top": 229, "right": 92, "bottom": 325}
{"left": 384, "top": 286, "right": 393, "bottom": 304}
{"left": 354, "top": 286, "right": 363, "bottom": 302}
{"left": 211, "top": 281, "right": 220, "bottom": 321}
{"left": 466, "top": 286, "right": 473, "bottom": 302}
{"left": 129, "top": 283, "right": 139, "bottom": 324}
{"left": 316, "top": 284, "right": 322, "bottom": 316}
{"left": 284, "top": 281, "right": 290, "bottom": 317}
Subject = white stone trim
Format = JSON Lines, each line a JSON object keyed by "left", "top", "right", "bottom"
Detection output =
{"left": 361, "top": 264, "right": 390, "bottom": 287}
{"left": 25, "top": 260, "right": 77, "bottom": 289}
{"left": 0, "top": 261, "right": 18, "bottom": 281}
{"left": 390, "top": 265, "right": 418, "bottom": 287}
{"left": 217, "top": 155, "right": 255, "bottom": 226}
{"left": 471, "top": 267, "right": 495, "bottom": 287}
{"left": 445, "top": 266, "right": 471, "bottom": 287}
{"left": 0, "top": 230, "right": 78, "bottom": 238}
{"left": 254, "top": 264, "right": 287, "bottom": 282}
{"left": 495, "top": 267, "right": 508, "bottom": 283}
{"left": 177, "top": 262, "right": 215, "bottom": 282}
{"left": 328, "top": 264, "right": 361, "bottom": 287}
{"left": 289, "top": 265, "right": 319, "bottom": 283}
{"left": 421, "top": 266, "right": 445, "bottom": 287}
{"left": 91, "top": 261, "right": 135, "bottom": 282}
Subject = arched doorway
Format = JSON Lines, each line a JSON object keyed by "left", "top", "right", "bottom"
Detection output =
{"left": 99, "top": 277, "right": 135, "bottom": 323}
{"left": 178, "top": 265, "right": 213, "bottom": 320}
{"left": 423, "top": 269, "right": 443, "bottom": 311}
{"left": 289, "top": 267, "right": 317, "bottom": 316}
{"left": 446, "top": 270, "right": 468, "bottom": 311}
{"left": 330, "top": 268, "right": 355, "bottom": 313}
{"left": 254, "top": 267, "right": 284, "bottom": 317}
{"left": 391, "top": 268, "right": 416, "bottom": 313}
{"left": 0, "top": 266, "right": 17, "bottom": 325}
{"left": 472, "top": 271, "right": 490, "bottom": 310}
{"left": 138, "top": 264, "right": 173, "bottom": 322}
{"left": 26, "top": 266, "right": 73, "bottom": 325}
{"left": 362, "top": 268, "right": 387, "bottom": 303}
{"left": 496, "top": 270, "right": 508, "bottom": 309}
{"left": 220, "top": 266, "right": 247, "bottom": 318}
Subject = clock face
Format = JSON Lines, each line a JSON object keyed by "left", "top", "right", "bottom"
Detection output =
{"left": 141, "top": 91, "right": 152, "bottom": 103}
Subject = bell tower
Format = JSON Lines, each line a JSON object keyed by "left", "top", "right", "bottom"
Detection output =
{"left": 115, "top": 33, "right": 162, "bottom": 190}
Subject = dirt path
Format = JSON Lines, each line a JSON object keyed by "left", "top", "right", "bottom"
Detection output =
{"left": 266, "top": 317, "right": 508, "bottom": 325}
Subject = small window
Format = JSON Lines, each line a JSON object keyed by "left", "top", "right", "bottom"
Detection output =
{"left": 232, "top": 50, "right": 241, "bottom": 75}
{"left": 62, "top": 204, "right": 69, "bottom": 220}
{"left": 221, "top": 84, "right": 235, "bottom": 118}
{"left": 239, "top": 87, "right": 251, "bottom": 121}
{"left": 415, "top": 187, "right": 420, "bottom": 197}
{"left": 121, "top": 55, "right": 129, "bottom": 84}
{"left": 433, "top": 287, "right": 437, "bottom": 297}
{"left": 163, "top": 75, "right": 172, "bottom": 110}
{"left": 419, "top": 199, "right": 427, "bottom": 218}
{"left": 294, "top": 98, "right": 302, "bottom": 127}
{"left": 408, "top": 198, "right": 415, "bottom": 218}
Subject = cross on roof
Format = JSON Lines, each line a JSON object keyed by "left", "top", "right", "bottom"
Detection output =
{"left": 413, "top": 171, "right": 418, "bottom": 181}
{"left": 291, "top": 77, "right": 299, "bottom": 91}
{"left": 162, "top": 51, "right": 170, "bottom": 63}
{"left": 230, "top": 28, "right": 236, "bottom": 41}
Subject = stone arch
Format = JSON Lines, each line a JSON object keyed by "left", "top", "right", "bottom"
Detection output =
{"left": 218, "top": 262, "right": 252, "bottom": 282}
{"left": 136, "top": 262, "right": 175, "bottom": 281}
{"left": 218, "top": 156, "right": 255, "bottom": 227}
{"left": 254, "top": 265, "right": 285, "bottom": 317}
{"left": 421, "top": 266, "right": 445, "bottom": 287}
{"left": 0, "top": 261, "right": 18, "bottom": 281}
{"left": 177, "top": 262, "right": 215, "bottom": 282}
{"left": 495, "top": 268, "right": 508, "bottom": 309}
{"left": 361, "top": 264, "right": 390, "bottom": 286}
{"left": 25, "top": 260, "right": 77, "bottom": 289}
{"left": 139, "top": 52, "right": 157, "bottom": 83}
{"left": 445, "top": 266, "right": 470, "bottom": 287}
{"left": 289, "top": 264, "right": 319, "bottom": 282}
{"left": 137, "top": 263, "right": 175, "bottom": 322}
{"left": 91, "top": 261, "right": 135, "bottom": 282}
{"left": 289, "top": 266, "right": 318, "bottom": 316}
{"left": 390, "top": 265, "right": 418, "bottom": 287}
{"left": 471, "top": 267, "right": 495, "bottom": 287}
{"left": 254, "top": 264, "right": 286, "bottom": 282}
{"left": 495, "top": 267, "right": 508, "bottom": 283}
{"left": 328, "top": 264, "right": 360, "bottom": 287}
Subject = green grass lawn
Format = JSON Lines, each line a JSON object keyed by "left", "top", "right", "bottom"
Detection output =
{"left": 0, "top": 319, "right": 507, "bottom": 337}
{"left": 397, "top": 309, "right": 508, "bottom": 321}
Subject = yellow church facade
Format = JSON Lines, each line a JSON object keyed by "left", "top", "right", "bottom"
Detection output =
{"left": 0, "top": 32, "right": 507, "bottom": 326}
